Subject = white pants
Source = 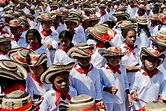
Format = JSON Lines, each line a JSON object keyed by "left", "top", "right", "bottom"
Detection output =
{"left": 105, "top": 102, "right": 126, "bottom": 111}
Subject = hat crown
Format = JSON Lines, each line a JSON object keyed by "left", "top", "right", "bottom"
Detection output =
{"left": 94, "top": 25, "right": 108, "bottom": 35}
{"left": 1, "top": 61, "right": 17, "bottom": 72}
{"left": 107, "top": 47, "right": 122, "bottom": 53}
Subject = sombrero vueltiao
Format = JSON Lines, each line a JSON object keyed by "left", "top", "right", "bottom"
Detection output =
{"left": 159, "top": 11, "right": 166, "bottom": 25}
{"left": 59, "top": 94, "right": 96, "bottom": 111}
{"left": 7, "top": 47, "right": 35, "bottom": 67}
{"left": 0, "top": 35, "right": 11, "bottom": 43}
{"left": 149, "top": 30, "right": 166, "bottom": 48}
{"left": 88, "top": 24, "right": 114, "bottom": 43}
{"left": 113, "top": 11, "right": 130, "bottom": 20}
{"left": 37, "top": 13, "right": 53, "bottom": 22}
{"left": 140, "top": 47, "right": 165, "bottom": 66}
{"left": 116, "top": 20, "right": 137, "bottom": 29}
{"left": 99, "top": 46, "right": 126, "bottom": 57}
{"left": 0, "top": 60, "right": 27, "bottom": 81}
{"left": 150, "top": 14, "right": 160, "bottom": 22}
{"left": 68, "top": 43, "right": 95, "bottom": 59}
{"left": 64, "top": 16, "right": 79, "bottom": 27}
{"left": 8, "top": 19, "right": 24, "bottom": 28}
{"left": 136, "top": 16, "right": 149, "bottom": 25}
{"left": 1, "top": 90, "right": 41, "bottom": 111}
{"left": 40, "top": 62, "right": 74, "bottom": 84}
{"left": 26, "top": 53, "right": 47, "bottom": 67}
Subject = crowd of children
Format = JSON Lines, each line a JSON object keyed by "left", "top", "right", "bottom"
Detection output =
{"left": 0, "top": 0, "right": 166, "bottom": 111}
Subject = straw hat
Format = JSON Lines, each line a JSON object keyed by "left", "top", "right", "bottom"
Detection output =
{"left": 145, "top": 4, "right": 152, "bottom": 11}
{"left": 138, "top": 4, "right": 145, "bottom": 10}
{"left": 113, "top": 11, "right": 130, "bottom": 20}
{"left": 150, "top": 14, "right": 160, "bottom": 21}
{"left": 159, "top": 12, "right": 166, "bottom": 24}
{"left": 136, "top": 16, "right": 149, "bottom": 25}
{"left": 84, "top": 14, "right": 100, "bottom": 22}
{"left": 83, "top": 8, "right": 94, "bottom": 14}
{"left": 26, "top": 53, "right": 47, "bottom": 67}
{"left": 37, "top": 13, "right": 53, "bottom": 22}
{"left": 99, "top": 46, "right": 126, "bottom": 57}
{"left": 59, "top": 94, "right": 96, "bottom": 111}
{"left": 99, "top": 3, "right": 107, "bottom": 8}
{"left": 8, "top": 19, "right": 24, "bottom": 28}
{"left": 0, "top": 35, "right": 11, "bottom": 43}
{"left": 116, "top": 20, "right": 137, "bottom": 29}
{"left": 1, "top": 14, "right": 14, "bottom": 19}
{"left": 68, "top": 43, "right": 95, "bottom": 59}
{"left": 116, "top": 5, "right": 128, "bottom": 11}
{"left": 7, "top": 48, "right": 35, "bottom": 67}
{"left": 64, "top": 16, "right": 79, "bottom": 27}
{"left": 40, "top": 62, "right": 74, "bottom": 84}
{"left": 0, "top": 60, "right": 27, "bottom": 80}
{"left": 140, "top": 47, "right": 165, "bottom": 66}
{"left": 149, "top": 31, "right": 166, "bottom": 48}
{"left": 88, "top": 24, "right": 114, "bottom": 42}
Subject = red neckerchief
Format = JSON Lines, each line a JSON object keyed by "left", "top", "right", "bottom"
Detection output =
{"left": 137, "top": 12, "right": 143, "bottom": 16}
{"left": 142, "top": 68, "right": 159, "bottom": 79}
{"left": 114, "top": 31, "right": 117, "bottom": 36}
{"left": 0, "top": 51, "right": 7, "bottom": 55}
{"left": 100, "top": 11, "right": 106, "bottom": 17}
{"left": 74, "top": 64, "right": 93, "bottom": 76}
{"left": 106, "top": 64, "right": 121, "bottom": 74}
{"left": 53, "top": 22, "right": 60, "bottom": 30}
{"left": 130, "top": 5, "right": 138, "bottom": 8}
{"left": 22, "top": 26, "right": 30, "bottom": 32}
{"left": 12, "top": 36, "right": 20, "bottom": 42}
{"left": 3, "top": 84, "right": 25, "bottom": 94}
{"left": 0, "top": 30, "right": 9, "bottom": 35}
{"left": 96, "top": 43, "right": 105, "bottom": 48}
{"left": 52, "top": 86, "right": 71, "bottom": 105}
{"left": 124, "top": 45, "right": 137, "bottom": 56}
{"left": 137, "top": 106, "right": 145, "bottom": 111}
{"left": 41, "top": 29, "right": 52, "bottom": 36}
{"left": 29, "top": 43, "right": 42, "bottom": 51}
{"left": 60, "top": 44, "right": 74, "bottom": 52}
{"left": 32, "top": 75, "right": 43, "bottom": 86}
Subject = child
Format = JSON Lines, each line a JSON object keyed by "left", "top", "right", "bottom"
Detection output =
{"left": 99, "top": 46, "right": 133, "bottom": 111}
{"left": 130, "top": 47, "right": 165, "bottom": 110}
{"left": 68, "top": 43, "right": 104, "bottom": 109}
{"left": 53, "top": 30, "right": 75, "bottom": 64}
{"left": 0, "top": 35, "right": 11, "bottom": 60}
{"left": 25, "top": 29, "right": 52, "bottom": 67}
{"left": 39, "top": 62, "right": 77, "bottom": 111}
{"left": 26, "top": 53, "right": 52, "bottom": 101}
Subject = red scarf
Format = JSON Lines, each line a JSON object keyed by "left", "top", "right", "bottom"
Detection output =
{"left": 3, "top": 84, "right": 25, "bottom": 94}
{"left": 106, "top": 65, "right": 121, "bottom": 74}
{"left": 41, "top": 29, "right": 52, "bottom": 36}
{"left": 12, "top": 36, "right": 20, "bottom": 42}
{"left": 96, "top": 43, "right": 105, "bottom": 48}
{"left": 60, "top": 44, "right": 73, "bottom": 52}
{"left": 130, "top": 5, "right": 138, "bottom": 8}
{"left": 124, "top": 45, "right": 137, "bottom": 56}
{"left": 29, "top": 43, "right": 42, "bottom": 51}
{"left": 32, "top": 75, "right": 43, "bottom": 86}
{"left": 54, "top": 23, "right": 60, "bottom": 30}
{"left": 52, "top": 86, "right": 71, "bottom": 105}
{"left": 100, "top": 11, "right": 106, "bottom": 17}
{"left": 142, "top": 69, "right": 159, "bottom": 79}
{"left": 0, "top": 30, "right": 9, "bottom": 35}
{"left": 74, "top": 64, "right": 93, "bottom": 76}
{"left": 0, "top": 51, "right": 7, "bottom": 55}
{"left": 137, "top": 106, "right": 145, "bottom": 111}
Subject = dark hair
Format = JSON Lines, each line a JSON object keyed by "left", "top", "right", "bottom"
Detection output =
{"left": 122, "top": 28, "right": 136, "bottom": 38}
{"left": 137, "top": 24, "right": 151, "bottom": 37}
{"left": 59, "top": 30, "right": 73, "bottom": 42}
{"left": 49, "top": 72, "right": 69, "bottom": 84}
{"left": 25, "top": 29, "right": 42, "bottom": 44}
{"left": 103, "top": 21, "right": 116, "bottom": 29}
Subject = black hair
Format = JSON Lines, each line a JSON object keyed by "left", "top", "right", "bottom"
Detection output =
{"left": 49, "top": 72, "right": 69, "bottom": 84}
{"left": 137, "top": 24, "right": 151, "bottom": 37}
{"left": 25, "top": 29, "right": 42, "bottom": 44}
{"left": 103, "top": 21, "right": 116, "bottom": 29}
{"left": 122, "top": 28, "right": 136, "bottom": 38}
{"left": 59, "top": 30, "right": 73, "bottom": 42}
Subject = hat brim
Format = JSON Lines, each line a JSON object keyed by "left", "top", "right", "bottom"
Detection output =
{"left": 149, "top": 37, "right": 166, "bottom": 47}
{"left": 159, "top": 13, "right": 166, "bottom": 24}
{"left": 40, "top": 62, "right": 74, "bottom": 84}
{"left": 0, "top": 60, "right": 27, "bottom": 80}
{"left": 113, "top": 13, "right": 130, "bottom": 19}
{"left": 99, "top": 49, "right": 126, "bottom": 57}
{"left": 140, "top": 47, "right": 165, "bottom": 66}
{"left": 64, "top": 20, "right": 79, "bottom": 27}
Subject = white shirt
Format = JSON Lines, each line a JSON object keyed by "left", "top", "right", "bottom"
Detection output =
{"left": 99, "top": 64, "right": 129, "bottom": 104}
{"left": 69, "top": 63, "right": 102, "bottom": 101}
{"left": 11, "top": 35, "right": 28, "bottom": 48}
{"left": 72, "top": 31, "right": 86, "bottom": 45}
{"left": 39, "top": 86, "right": 77, "bottom": 111}
{"left": 96, "top": 12, "right": 110, "bottom": 24}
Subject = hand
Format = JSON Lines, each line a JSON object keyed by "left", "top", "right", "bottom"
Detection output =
{"left": 131, "top": 91, "right": 139, "bottom": 101}
{"left": 128, "top": 94, "right": 134, "bottom": 107}
{"left": 110, "top": 86, "right": 118, "bottom": 95}
{"left": 158, "top": 96, "right": 163, "bottom": 103}
{"left": 43, "top": 44, "right": 55, "bottom": 50}
{"left": 95, "top": 100, "right": 106, "bottom": 111}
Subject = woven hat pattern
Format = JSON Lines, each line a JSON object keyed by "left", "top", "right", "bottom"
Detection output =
{"left": 9, "top": 19, "right": 24, "bottom": 27}
{"left": 37, "top": 13, "right": 53, "bottom": 22}
{"left": 116, "top": 20, "right": 137, "bottom": 29}
{"left": 0, "top": 35, "right": 11, "bottom": 43}
{"left": 136, "top": 16, "right": 149, "bottom": 25}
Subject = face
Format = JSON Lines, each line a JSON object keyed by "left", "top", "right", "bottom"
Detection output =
{"left": 41, "top": 21, "right": 52, "bottom": 31}
{"left": 59, "top": 37, "right": 71, "bottom": 48}
{"left": 89, "top": 20, "right": 98, "bottom": 27}
{"left": 125, "top": 30, "right": 136, "bottom": 46}
{"left": 53, "top": 73, "right": 69, "bottom": 92}
{"left": 27, "top": 33, "right": 39, "bottom": 46}
{"left": 144, "top": 57, "right": 158, "bottom": 71}
{"left": 99, "top": 7, "right": 106, "bottom": 12}
{"left": 77, "top": 57, "right": 91, "bottom": 67}
{"left": 158, "top": 45, "right": 166, "bottom": 52}
{"left": 107, "top": 56, "right": 121, "bottom": 67}
{"left": 29, "top": 64, "right": 45, "bottom": 77}
{"left": 0, "top": 41, "right": 11, "bottom": 52}
{"left": 54, "top": 16, "right": 61, "bottom": 24}
{"left": 65, "top": 21, "right": 76, "bottom": 32}
{"left": 10, "top": 27, "right": 21, "bottom": 35}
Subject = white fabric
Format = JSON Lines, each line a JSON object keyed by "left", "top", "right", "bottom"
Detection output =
{"left": 11, "top": 35, "right": 28, "bottom": 48}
